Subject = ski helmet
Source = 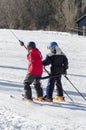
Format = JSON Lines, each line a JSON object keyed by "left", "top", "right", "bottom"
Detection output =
{"left": 27, "top": 41, "right": 36, "bottom": 50}
{"left": 47, "top": 41, "right": 58, "bottom": 53}
{"left": 47, "top": 41, "right": 58, "bottom": 49}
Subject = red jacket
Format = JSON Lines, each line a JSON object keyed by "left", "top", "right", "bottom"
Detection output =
{"left": 27, "top": 48, "right": 43, "bottom": 75}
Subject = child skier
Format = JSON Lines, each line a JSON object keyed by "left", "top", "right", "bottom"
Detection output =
{"left": 43, "top": 41, "right": 68, "bottom": 102}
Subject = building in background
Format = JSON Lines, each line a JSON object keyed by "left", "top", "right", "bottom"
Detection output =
{"left": 76, "top": 14, "right": 86, "bottom": 36}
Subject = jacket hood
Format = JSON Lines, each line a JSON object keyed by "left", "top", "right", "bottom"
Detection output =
{"left": 48, "top": 46, "right": 65, "bottom": 56}
{"left": 56, "top": 46, "right": 64, "bottom": 55}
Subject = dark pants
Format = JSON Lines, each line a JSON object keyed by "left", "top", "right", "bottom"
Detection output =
{"left": 24, "top": 73, "right": 43, "bottom": 99}
{"left": 46, "top": 75, "right": 63, "bottom": 99}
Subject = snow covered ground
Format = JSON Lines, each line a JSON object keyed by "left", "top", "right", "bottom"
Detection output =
{"left": 0, "top": 29, "right": 86, "bottom": 130}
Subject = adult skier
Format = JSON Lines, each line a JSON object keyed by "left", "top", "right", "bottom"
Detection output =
{"left": 43, "top": 41, "right": 68, "bottom": 102}
{"left": 20, "top": 41, "right": 43, "bottom": 101}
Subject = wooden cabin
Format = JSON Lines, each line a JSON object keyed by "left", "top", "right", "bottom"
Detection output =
{"left": 76, "top": 14, "right": 86, "bottom": 36}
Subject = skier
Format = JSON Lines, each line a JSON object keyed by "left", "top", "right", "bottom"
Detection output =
{"left": 43, "top": 41, "right": 68, "bottom": 102}
{"left": 20, "top": 41, "right": 43, "bottom": 101}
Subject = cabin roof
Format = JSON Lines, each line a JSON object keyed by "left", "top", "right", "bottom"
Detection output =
{"left": 76, "top": 14, "right": 86, "bottom": 23}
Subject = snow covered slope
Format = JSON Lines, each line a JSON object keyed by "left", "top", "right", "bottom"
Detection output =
{"left": 0, "top": 29, "right": 86, "bottom": 130}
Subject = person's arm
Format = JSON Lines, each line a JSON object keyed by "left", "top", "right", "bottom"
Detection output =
{"left": 42, "top": 55, "right": 51, "bottom": 66}
{"left": 63, "top": 55, "right": 68, "bottom": 75}
{"left": 64, "top": 56, "right": 68, "bottom": 70}
{"left": 19, "top": 40, "right": 28, "bottom": 50}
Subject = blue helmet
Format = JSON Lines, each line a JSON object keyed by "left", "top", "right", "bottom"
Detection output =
{"left": 47, "top": 41, "right": 58, "bottom": 53}
{"left": 47, "top": 41, "right": 58, "bottom": 49}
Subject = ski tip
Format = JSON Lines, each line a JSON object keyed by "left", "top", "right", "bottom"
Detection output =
{"left": 10, "top": 95, "right": 13, "bottom": 98}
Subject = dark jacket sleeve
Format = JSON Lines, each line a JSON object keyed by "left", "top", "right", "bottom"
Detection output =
{"left": 63, "top": 55, "right": 68, "bottom": 70}
{"left": 42, "top": 55, "right": 51, "bottom": 66}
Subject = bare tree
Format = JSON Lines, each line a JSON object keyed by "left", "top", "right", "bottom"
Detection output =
{"left": 0, "top": 0, "right": 85, "bottom": 31}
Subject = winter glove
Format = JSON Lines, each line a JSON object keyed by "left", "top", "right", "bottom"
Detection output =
{"left": 64, "top": 69, "right": 67, "bottom": 76}
{"left": 19, "top": 40, "right": 24, "bottom": 46}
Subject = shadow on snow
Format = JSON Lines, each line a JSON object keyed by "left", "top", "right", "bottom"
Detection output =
{"left": 0, "top": 80, "right": 23, "bottom": 88}
{"left": 0, "top": 65, "right": 86, "bottom": 78}
{"left": 33, "top": 100, "right": 86, "bottom": 111}
{"left": 0, "top": 65, "right": 26, "bottom": 71}
{"left": 0, "top": 79, "right": 86, "bottom": 111}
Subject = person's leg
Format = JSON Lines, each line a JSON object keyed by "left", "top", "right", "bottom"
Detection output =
{"left": 45, "top": 78, "right": 55, "bottom": 100}
{"left": 56, "top": 75, "right": 63, "bottom": 96}
{"left": 24, "top": 74, "right": 34, "bottom": 99}
{"left": 34, "top": 75, "right": 43, "bottom": 98}
{"left": 54, "top": 75, "right": 64, "bottom": 101}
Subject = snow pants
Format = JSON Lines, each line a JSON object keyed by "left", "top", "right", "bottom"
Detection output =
{"left": 46, "top": 75, "right": 63, "bottom": 99}
{"left": 24, "top": 73, "right": 43, "bottom": 99}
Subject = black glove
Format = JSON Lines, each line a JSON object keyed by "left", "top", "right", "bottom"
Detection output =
{"left": 64, "top": 69, "right": 67, "bottom": 76}
{"left": 19, "top": 40, "right": 24, "bottom": 46}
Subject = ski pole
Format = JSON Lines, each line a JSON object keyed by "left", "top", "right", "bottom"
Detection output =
{"left": 63, "top": 89, "right": 73, "bottom": 102}
{"left": 64, "top": 75, "right": 86, "bottom": 101}
{"left": 10, "top": 29, "right": 27, "bottom": 50}
{"left": 44, "top": 66, "right": 50, "bottom": 75}
{"left": 44, "top": 67, "right": 73, "bottom": 102}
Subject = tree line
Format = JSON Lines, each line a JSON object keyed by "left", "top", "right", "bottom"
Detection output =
{"left": 0, "top": 0, "right": 85, "bottom": 31}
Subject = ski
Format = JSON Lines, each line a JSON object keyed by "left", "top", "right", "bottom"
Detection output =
{"left": 10, "top": 95, "right": 43, "bottom": 106}
{"left": 10, "top": 95, "right": 86, "bottom": 110}
{"left": 35, "top": 98, "right": 86, "bottom": 110}
{"left": 10, "top": 95, "right": 62, "bottom": 106}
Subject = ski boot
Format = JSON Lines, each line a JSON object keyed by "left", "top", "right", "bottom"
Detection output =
{"left": 53, "top": 96, "right": 65, "bottom": 102}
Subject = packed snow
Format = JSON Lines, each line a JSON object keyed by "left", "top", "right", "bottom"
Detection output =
{"left": 0, "top": 29, "right": 86, "bottom": 130}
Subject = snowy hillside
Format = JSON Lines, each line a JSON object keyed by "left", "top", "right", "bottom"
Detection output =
{"left": 0, "top": 29, "right": 86, "bottom": 130}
